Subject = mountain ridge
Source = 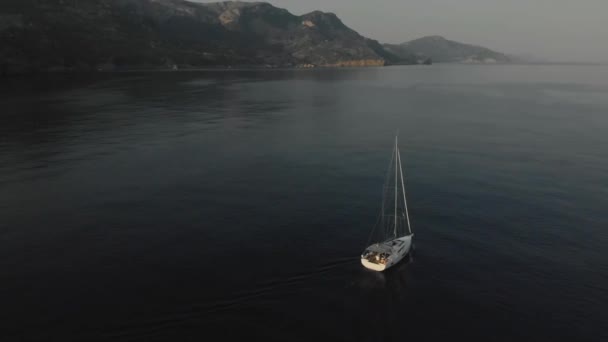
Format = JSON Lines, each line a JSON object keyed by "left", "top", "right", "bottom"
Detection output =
{"left": 385, "top": 35, "right": 511, "bottom": 64}
{"left": 0, "top": 0, "right": 408, "bottom": 74}
{"left": 0, "top": 1, "right": 515, "bottom": 75}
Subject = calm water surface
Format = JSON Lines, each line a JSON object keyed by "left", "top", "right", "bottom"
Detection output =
{"left": 1, "top": 65, "right": 607, "bottom": 341}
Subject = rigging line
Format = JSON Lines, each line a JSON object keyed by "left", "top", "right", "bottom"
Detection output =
{"left": 385, "top": 141, "right": 397, "bottom": 241}
{"left": 366, "top": 140, "right": 396, "bottom": 248}
{"left": 364, "top": 208, "right": 383, "bottom": 249}
{"left": 397, "top": 147, "right": 412, "bottom": 235}
{"left": 394, "top": 136, "right": 398, "bottom": 238}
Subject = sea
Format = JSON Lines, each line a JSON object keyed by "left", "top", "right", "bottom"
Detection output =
{"left": 1, "top": 64, "right": 607, "bottom": 341}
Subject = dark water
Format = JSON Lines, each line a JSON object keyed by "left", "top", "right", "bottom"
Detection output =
{"left": 1, "top": 65, "right": 607, "bottom": 341}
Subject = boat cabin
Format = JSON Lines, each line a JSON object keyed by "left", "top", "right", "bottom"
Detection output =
{"left": 361, "top": 243, "right": 393, "bottom": 265}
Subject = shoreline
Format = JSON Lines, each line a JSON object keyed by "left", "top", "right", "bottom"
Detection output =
{"left": 3, "top": 62, "right": 606, "bottom": 78}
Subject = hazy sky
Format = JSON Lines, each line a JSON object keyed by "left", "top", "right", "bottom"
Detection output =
{"left": 197, "top": 0, "right": 608, "bottom": 63}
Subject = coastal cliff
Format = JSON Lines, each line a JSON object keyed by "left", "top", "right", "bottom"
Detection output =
{"left": 0, "top": 1, "right": 519, "bottom": 74}
{"left": 0, "top": 0, "right": 412, "bottom": 74}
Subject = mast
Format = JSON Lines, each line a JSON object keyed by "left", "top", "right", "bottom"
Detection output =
{"left": 394, "top": 136, "right": 398, "bottom": 238}
{"left": 397, "top": 146, "right": 412, "bottom": 235}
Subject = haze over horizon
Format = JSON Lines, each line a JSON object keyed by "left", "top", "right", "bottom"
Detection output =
{"left": 195, "top": 0, "right": 608, "bottom": 63}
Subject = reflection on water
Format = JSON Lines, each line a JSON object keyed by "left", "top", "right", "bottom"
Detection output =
{"left": 357, "top": 253, "right": 413, "bottom": 292}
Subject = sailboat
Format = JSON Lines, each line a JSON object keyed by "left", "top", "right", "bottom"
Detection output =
{"left": 361, "top": 136, "right": 414, "bottom": 272}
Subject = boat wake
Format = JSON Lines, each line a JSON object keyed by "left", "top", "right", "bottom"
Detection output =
{"left": 200, "top": 257, "right": 354, "bottom": 313}
{"left": 104, "top": 257, "right": 354, "bottom": 340}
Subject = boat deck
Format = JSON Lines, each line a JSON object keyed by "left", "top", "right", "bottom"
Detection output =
{"left": 361, "top": 236, "right": 413, "bottom": 270}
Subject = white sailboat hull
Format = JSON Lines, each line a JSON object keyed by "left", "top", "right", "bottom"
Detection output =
{"left": 361, "top": 235, "right": 413, "bottom": 272}
{"left": 361, "top": 258, "right": 388, "bottom": 272}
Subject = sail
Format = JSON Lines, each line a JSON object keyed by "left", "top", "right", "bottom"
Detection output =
{"left": 368, "top": 137, "right": 412, "bottom": 244}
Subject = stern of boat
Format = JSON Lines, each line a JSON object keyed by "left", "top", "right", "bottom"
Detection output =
{"left": 361, "top": 258, "right": 387, "bottom": 272}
